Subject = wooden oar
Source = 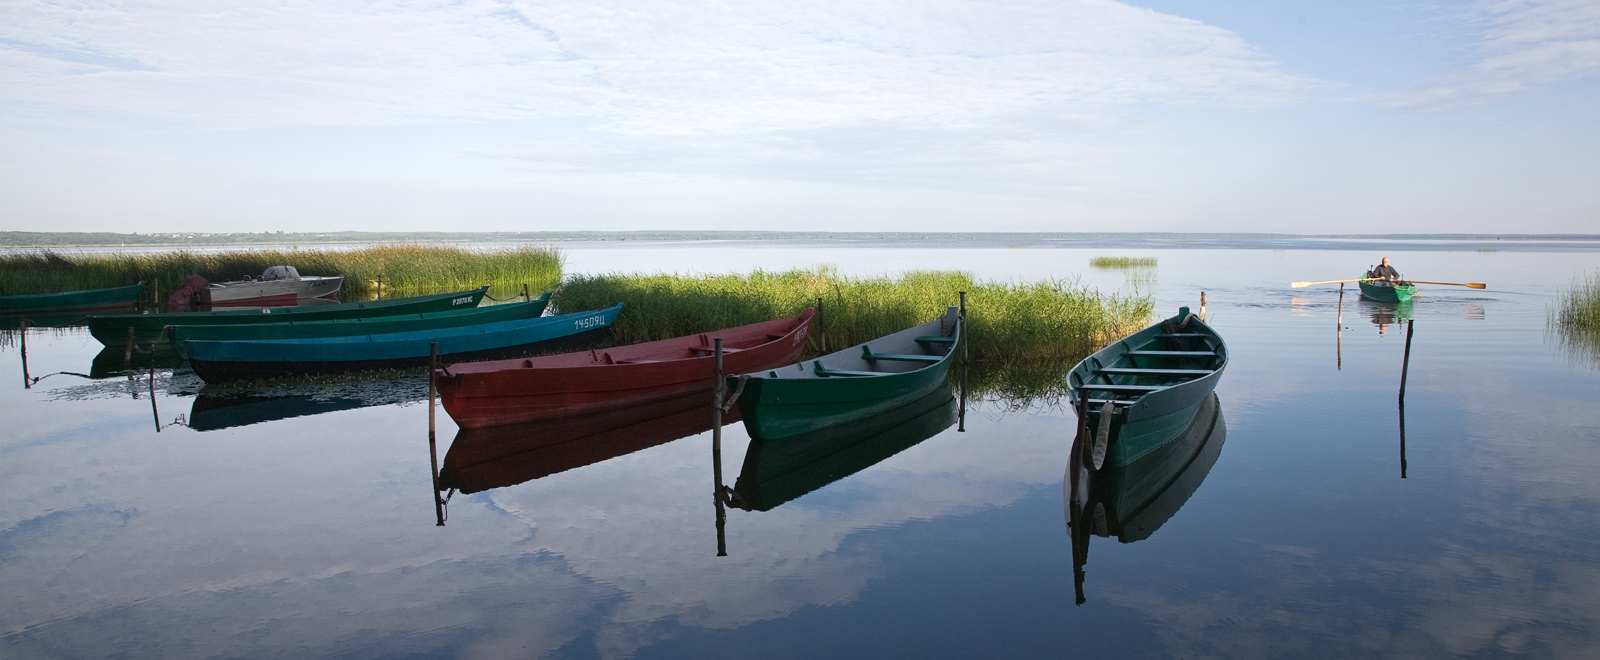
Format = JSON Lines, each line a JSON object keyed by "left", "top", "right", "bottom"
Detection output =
{"left": 1291, "top": 278, "right": 1377, "bottom": 288}
{"left": 1407, "top": 280, "right": 1486, "bottom": 289}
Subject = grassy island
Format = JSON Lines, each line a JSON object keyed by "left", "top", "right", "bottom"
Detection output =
{"left": 553, "top": 268, "right": 1151, "bottom": 363}
{"left": 1555, "top": 272, "right": 1600, "bottom": 363}
{"left": 0, "top": 244, "right": 564, "bottom": 301}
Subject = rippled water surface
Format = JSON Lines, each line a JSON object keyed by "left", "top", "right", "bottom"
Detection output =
{"left": 3, "top": 241, "right": 1599, "bottom": 659}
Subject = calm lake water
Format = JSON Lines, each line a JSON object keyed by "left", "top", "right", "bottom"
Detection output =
{"left": 3, "top": 239, "right": 1599, "bottom": 659}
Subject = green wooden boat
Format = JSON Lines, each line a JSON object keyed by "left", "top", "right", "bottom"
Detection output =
{"left": 87, "top": 286, "right": 489, "bottom": 346}
{"left": 728, "top": 306, "right": 960, "bottom": 441}
{"left": 1067, "top": 393, "right": 1225, "bottom": 603}
{"left": 170, "top": 294, "right": 549, "bottom": 344}
{"left": 0, "top": 282, "right": 144, "bottom": 314}
{"left": 1358, "top": 272, "right": 1415, "bottom": 303}
{"left": 1068, "top": 306, "right": 1226, "bottom": 469}
{"left": 730, "top": 382, "right": 956, "bottom": 512}
{"left": 184, "top": 304, "right": 622, "bottom": 383}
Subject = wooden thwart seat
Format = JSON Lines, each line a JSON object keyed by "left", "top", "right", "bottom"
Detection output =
{"left": 689, "top": 346, "right": 744, "bottom": 355}
{"left": 914, "top": 335, "right": 956, "bottom": 345}
{"left": 1157, "top": 333, "right": 1208, "bottom": 339}
{"left": 813, "top": 362, "right": 886, "bottom": 378}
{"left": 1079, "top": 383, "right": 1170, "bottom": 393}
{"left": 1095, "top": 367, "right": 1213, "bottom": 376}
{"left": 1125, "top": 350, "right": 1214, "bottom": 358}
{"left": 1075, "top": 397, "right": 1138, "bottom": 407}
{"left": 862, "top": 346, "right": 941, "bottom": 363}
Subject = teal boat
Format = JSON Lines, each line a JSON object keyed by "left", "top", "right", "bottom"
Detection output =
{"left": 729, "top": 306, "right": 960, "bottom": 441}
{"left": 0, "top": 282, "right": 144, "bottom": 314}
{"left": 171, "top": 294, "right": 549, "bottom": 343}
{"left": 1068, "top": 393, "right": 1225, "bottom": 604}
{"left": 730, "top": 382, "right": 956, "bottom": 512}
{"left": 88, "top": 286, "right": 490, "bottom": 345}
{"left": 185, "top": 303, "right": 622, "bottom": 383}
{"left": 1358, "top": 273, "right": 1416, "bottom": 303}
{"left": 1068, "top": 306, "right": 1226, "bottom": 469}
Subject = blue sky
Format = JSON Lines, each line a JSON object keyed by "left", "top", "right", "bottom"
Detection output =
{"left": 1, "top": 0, "right": 1596, "bottom": 233}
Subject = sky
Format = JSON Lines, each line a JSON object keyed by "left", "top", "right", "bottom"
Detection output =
{"left": 0, "top": 0, "right": 1597, "bottom": 234}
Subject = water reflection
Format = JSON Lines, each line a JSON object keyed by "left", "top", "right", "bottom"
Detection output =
{"left": 730, "top": 383, "right": 956, "bottom": 512}
{"left": 1066, "top": 393, "right": 1225, "bottom": 604}
{"left": 439, "top": 390, "right": 730, "bottom": 495}
{"left": 1362, "top": 299, "right": 1413, "bottom": 335}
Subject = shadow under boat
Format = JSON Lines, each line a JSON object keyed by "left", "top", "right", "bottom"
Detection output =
{"left": 439, "top": 390, "right": 736, "bottom": 494}
{"left": 1360, "top": 298, "right": 1413, "bottom": 335}
{"left": 730, "top": 382, "right": 957, "bottom": 512}
{"left": 1067, "top": 392, "right": 1226, "bottom": 604}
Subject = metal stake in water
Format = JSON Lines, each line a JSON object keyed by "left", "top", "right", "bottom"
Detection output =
{"left": 712, "top": 338, "right": 728, "bottom": 556}
{"left": 429, "top": 342, "right": 445, "bottom": 526}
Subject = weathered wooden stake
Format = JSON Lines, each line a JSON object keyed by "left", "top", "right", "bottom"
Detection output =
{"left": 1199, "top": 291, "right": 1207, "bottom": 321}
{"left": 148, "top": 344, "right": 160, "bottom": 431}
{"left": 20, "top": 318, "right": 30, "bottom": 389}
{"left": 1399, "top": 319, "right": 1415, "bottom": 402}
{"left": 1337, "top": 283, "right": 1345, "bottom": 370}
{"left": 429, "top": 342, "right": 445, "bottom": 526}
{"left": 123, "top": 327, "right": 136, "bottom": 367}
{"left": 712, "top": 338, "right": 728, "bottom": 556}
{"left": 815, "top": 297, "right": 825, "bottom": 353}
{"left": 959, "top": 291, "right": 968, "bottom": 363}
{"left": 1399, "top": 398, "right": 1408, "bottom": 479}
{"left": 522, "top": 283, "right": 530, "bottom": 302}
{"left": 152, "top": 279, "right": 159, "bottom": 313}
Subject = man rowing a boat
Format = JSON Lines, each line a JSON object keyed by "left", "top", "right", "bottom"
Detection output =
{"left": 1370, "top": 257, "right": 1400, "bottom": 281}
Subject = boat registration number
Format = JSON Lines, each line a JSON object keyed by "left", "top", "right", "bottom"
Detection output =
{"left": 575, "top": 315, "right": 606, "bottom": 330}
{"left": 452, "top": 296, "right": 475, "bottom": 305}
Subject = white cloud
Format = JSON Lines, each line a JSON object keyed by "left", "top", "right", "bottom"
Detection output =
{"left": 1389, "top": 0, "right": 1600, "bottom": 111}
{"left": 0, "top": 0, "right": 1311, "bottom": 133}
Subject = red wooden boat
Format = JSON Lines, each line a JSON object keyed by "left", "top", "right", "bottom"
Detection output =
{"left": 437, "top": 309, "right": 814, "bottom": 429}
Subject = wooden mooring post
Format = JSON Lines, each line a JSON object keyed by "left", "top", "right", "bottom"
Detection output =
{"left": 19, "top": 318, "right": 29, "bottom": 389}
{"left": 712, "top": 338, "right": 729, "bottom": 556}
{"left": 958, "top": 291, "right": 967, "bottom": 432}
{"left": 815, "top": 297, "right": 825, "bottom": 353}
{"left": 428, "top": 343, "right": 445, "bottom": 526}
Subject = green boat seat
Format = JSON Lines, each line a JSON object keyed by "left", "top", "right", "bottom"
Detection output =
{"left": 1078, "top": 384, "right": 1169, "bottom": 393}
{"left": 1075, "top": 397, "right": 1139, "bottom": 408}
{"left": 813, "top": 362, "right": 886, "bottom": 377}
{"left": 914, "top": 335, "right": 956, "bottom": 345}
{"left": 1125, "top": 350, "right": 1215, "bottom": 357}
{"left": 862, "top": 346, "right": 941, "bottom": 363}
{"left": 1095, "top": 367, "right": 1213, "bottom": 376}
{"left": 1157, "top": 333, "right": 1208, "bottom": 338}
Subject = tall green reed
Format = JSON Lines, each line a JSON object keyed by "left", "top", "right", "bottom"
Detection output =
{"left": 0, "top": 244, "right": 564, "bottom": 300}
{"left": 552, "top": 267, "right": 1151, "bottom": 363}
{"left": 1553, "top": 271, "right": 1600, "bottom": 365}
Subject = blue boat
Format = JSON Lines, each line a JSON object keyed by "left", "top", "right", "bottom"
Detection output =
{"left": 184, "top": 304, "right": 623, "bottom": 383}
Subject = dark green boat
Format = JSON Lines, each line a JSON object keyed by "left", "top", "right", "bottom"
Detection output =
{"left": 1067, "top": 393, "right": 1226, "bottom": 604}
{"left": 729, "top": 306, "right": 960, "bottom": 441}
{"left": 0, "top": 282, "right": 145, "bottom": 314}
{"left": 730, "top": 382, "right": 956, "bottom": 512}
{"left": 170, "top": 294, "right": 549, "bottom": 344}
{"left": 1068, "top": 306, "right": 1226, "bottom": 469}
{"left": 87, "top": 286, "right": 489, "bottom": 345}
{"left": 184, "top": 304, "right": 622, "bottom": 383}
{"left": 1358, "top": 272, "right": 1416, "bottom": 303}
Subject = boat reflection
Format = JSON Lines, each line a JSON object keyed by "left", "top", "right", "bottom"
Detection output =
{"left": 729, "top": 383, "right": 957, "bottom": 512}
{"left": 1361, "top": 299, "right": 1413, "bottom": 335}
{"left": 188, "top": 392, "right": 387, "bottom": 431}
{"left": 439, "top": 390, "right": 734, "bottom": 495}
{"left": 1066, "top": 393, "right": 1225, "bottom": 604}
{"left": 91, "top": 345, "right": 185, "bottom": 379}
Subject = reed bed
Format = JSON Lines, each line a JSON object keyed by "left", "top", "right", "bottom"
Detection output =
{"left": 1090, "top": 256, "right": 1158, "bottom": 269}
{"left": 552, "top": 268, "right": 1151, "bottom": 363}
{"left": 0, "top": 244, "right": 564, "bottom": 301}
{"left": 1553, "top": 272, "right": 1600, "bottom": 364}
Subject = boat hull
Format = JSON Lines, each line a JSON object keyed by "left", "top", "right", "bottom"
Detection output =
{"left": 732, "top": 307, "right": 959, "bottom": 441}
{"left": 1089, "top": 393, "right": 1226, "bottom": 542}
{"left": 438, "top": 309, "right": 814, "bottom": 430}
{"left": 0, "top": 282, "right": 144, "bottom": 314}
{"left": 88, "top": 287, "right": 489, "bottom": 345}
{"left": 186, "top": 304, "right": 621, "bottom": 384}
{"left": 172, "top": 294, "right": 548, "bottom": 343}
{"left": 1358, "top": 279, "right": 1415, "bottom": 303}
{"left": 1069, "top": 307, "right": 1227, "bottom": 468}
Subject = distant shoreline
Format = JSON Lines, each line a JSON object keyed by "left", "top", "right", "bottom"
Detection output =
{"left": 4, "top": 230, "right": 1599, "bottom": 251}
